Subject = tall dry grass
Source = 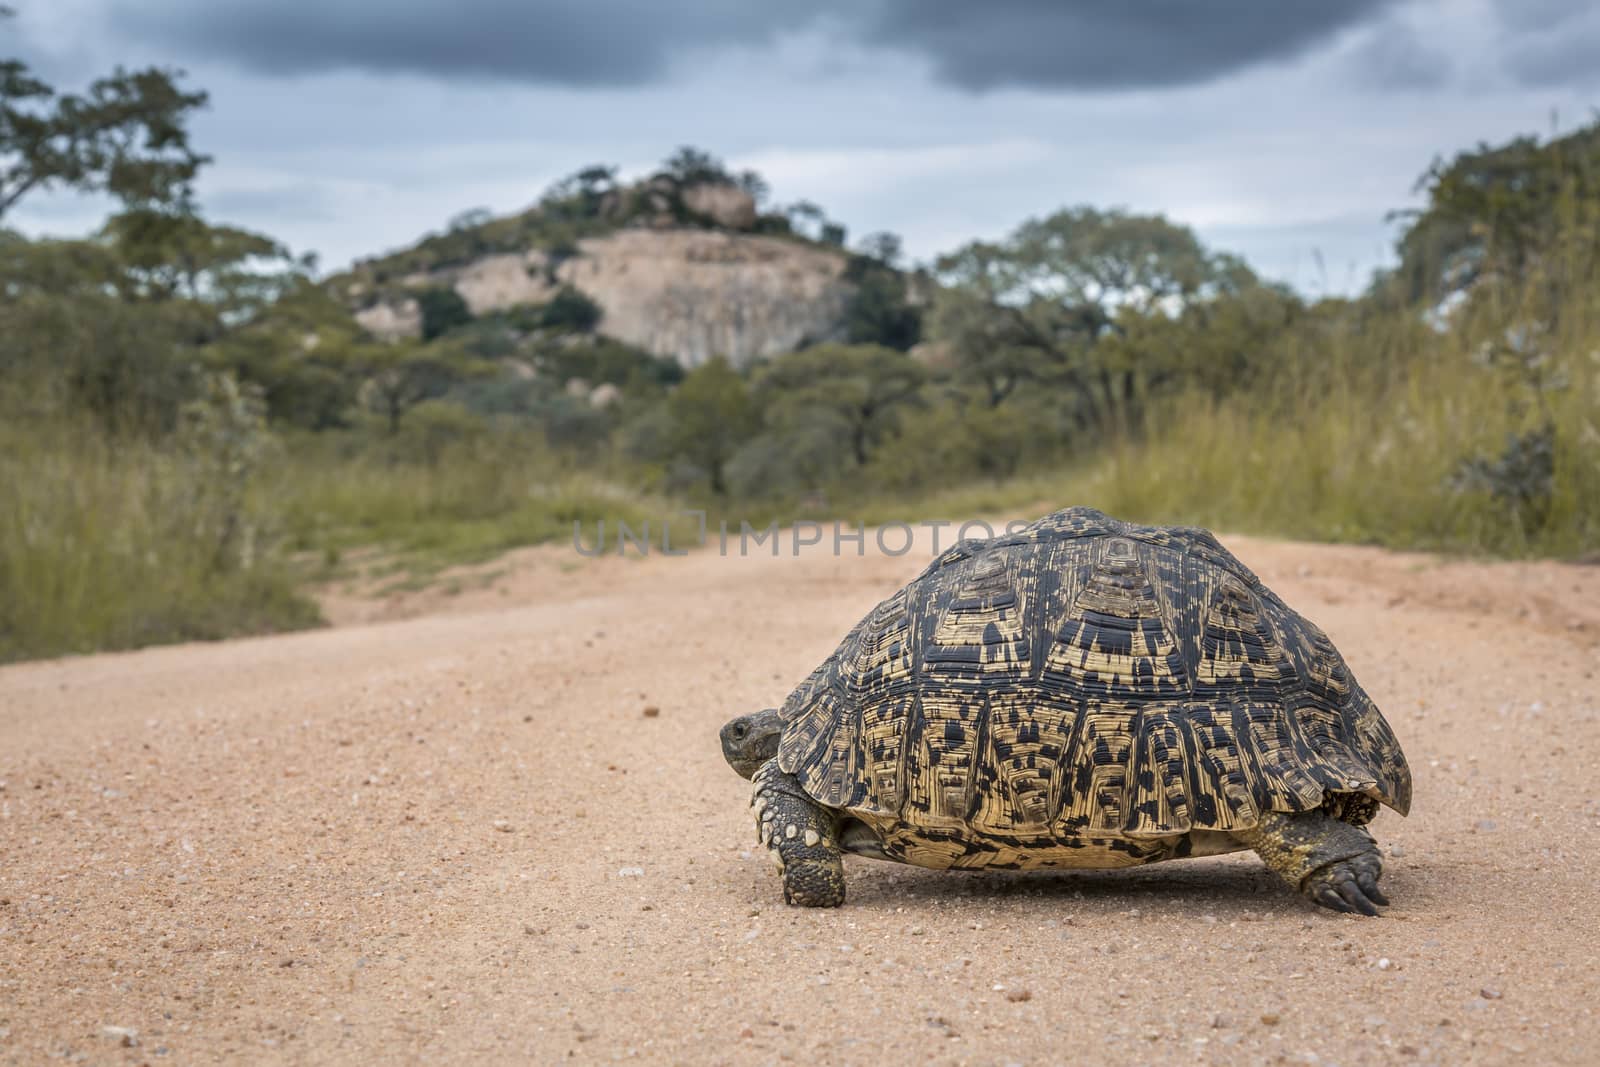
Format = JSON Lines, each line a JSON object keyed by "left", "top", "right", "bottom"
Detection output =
{"left": 0, "top": 417, "right": 320, "bottom": 662}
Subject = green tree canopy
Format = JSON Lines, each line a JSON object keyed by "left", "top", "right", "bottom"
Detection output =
{"left": 659, "top": 145, "right": 729, "bottom": 186}
{"left": 754, "top": 343, "right": 925, "bottom": 466}
{"left": 2, "top": 12, "right": 208, "bottom": 220}
{"left": 664, "top": 357, "right": 757, "bottom": 495}
{"left": 931, "top": 208, "right": 1259, "bottom": 428}
{"left": 1387, "top": 120, "right": 1600, "bottom": 304}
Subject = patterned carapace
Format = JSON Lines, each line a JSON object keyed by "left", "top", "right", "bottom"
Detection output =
{"left": 776, "top": 507, "right": 1412, "bottom": 871}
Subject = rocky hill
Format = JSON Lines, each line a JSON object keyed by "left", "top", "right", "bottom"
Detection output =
{"left": 335, "top": 169, "right": 874, "bottom": 369}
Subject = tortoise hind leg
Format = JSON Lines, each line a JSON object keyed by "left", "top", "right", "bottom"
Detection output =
{"left": 750, "top": 759, "right": 845, "bottom": 907}
{"left": 1234, "top": 808, "right": 1389, "bottom": 916}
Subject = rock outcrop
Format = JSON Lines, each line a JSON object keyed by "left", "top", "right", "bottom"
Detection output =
{"left": 353, "top": 228, "right": 854, "bottom": 369}
{"left": 557, "top": 230, "right": 850, "bottom": 368}
{"left": 680, "top": 182, "right": 757, "bottom": 230}
{"left": 353, "top": 298, "right": 423, "bottom": 342}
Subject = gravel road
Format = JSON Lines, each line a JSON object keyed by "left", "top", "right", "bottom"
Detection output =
{"left": 2, "top": 525, "right": 1598, "bottom": 1064}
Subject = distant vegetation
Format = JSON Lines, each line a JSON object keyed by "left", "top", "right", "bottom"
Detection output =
{"left": 2, "top": 19, "right": 1597, "bottom": 661}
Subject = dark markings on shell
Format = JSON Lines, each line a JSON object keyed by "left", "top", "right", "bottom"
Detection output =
{"left": 775, "top": 507, "right": 1413, "bottom": 870}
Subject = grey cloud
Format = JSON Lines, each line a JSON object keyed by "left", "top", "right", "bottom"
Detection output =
{"left": 1504, "top": 33, "right": 1600, "bottom": 89}
{"left": 1347, "top": 21, "right": 1453, "bottom": 90}
{"left": 1492, "top": 0, "right": 1592, "bottom": 32}
{"left": 854, "top": 1, "right": 1401, "bottom": 91}
{"left": 1493, "top": 0, "right": 1600, "bottom": 87}
{"left": 107, "top": 1, "right": 825, "bottom": 86}
{"left": 104, "top": 0, "right": 1399, "bottom": 91}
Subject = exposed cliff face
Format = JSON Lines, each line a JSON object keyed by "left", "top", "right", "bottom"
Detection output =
{"left": 559, "top": 230, "right": 851, "bottom": 367}
{"left": 354, "top": 228, "right": 855, "bottom": 368}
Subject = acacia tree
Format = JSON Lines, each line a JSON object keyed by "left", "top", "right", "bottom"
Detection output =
{"left": 755, "top": 343, "right": 924, "bottom": 466}
{"left": 1, "top": 10, "right": 209, "bottom": 220}
{"left": 932, "top": 207, "right": 1257, "bottom": 430}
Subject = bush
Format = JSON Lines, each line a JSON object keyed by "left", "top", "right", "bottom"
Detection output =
{"left": 417, "top": 287, "right": 473, "bottom": 340}
{"left": 540, "top": 286, "right": 603, "bottom": 332}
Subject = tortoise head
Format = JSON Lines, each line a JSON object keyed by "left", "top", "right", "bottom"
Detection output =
{"left": 720, "top": 707, "right": 783, "bottom": 779}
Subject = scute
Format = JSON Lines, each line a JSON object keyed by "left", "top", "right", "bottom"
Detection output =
{"left": 776, "top": 507, "right": 1412, "bottom": 849}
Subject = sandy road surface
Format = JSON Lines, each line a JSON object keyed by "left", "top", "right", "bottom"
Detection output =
{"left": 2, "top": 523, "right": 1599, "bottom": 1065}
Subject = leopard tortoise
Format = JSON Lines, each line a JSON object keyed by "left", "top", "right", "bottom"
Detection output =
{"left": 721, "top": 507, "right": 1411, "bottom": 915}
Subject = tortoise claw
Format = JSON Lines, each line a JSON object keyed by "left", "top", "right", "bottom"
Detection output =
{"left": 1358, "top": 869, "right": 1390, "bottom": 907}
{"left": 1306, "top": 851, "right": 1387, "bottom": 917}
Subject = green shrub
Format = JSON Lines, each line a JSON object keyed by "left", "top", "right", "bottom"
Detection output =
{"left": 417, "top": 287, "right": 473, "bottom": 340}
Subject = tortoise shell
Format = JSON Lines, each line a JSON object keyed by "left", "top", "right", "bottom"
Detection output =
{"left": 776, "top": 507, "right": 1412, "bottom": 870}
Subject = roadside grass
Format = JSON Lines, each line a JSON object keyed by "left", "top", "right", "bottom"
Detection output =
{"left": 0, "top": 419, "right": 321, "bottom": 664}
{"left": 266, "top": 431, "right": 664, "bottom": 578}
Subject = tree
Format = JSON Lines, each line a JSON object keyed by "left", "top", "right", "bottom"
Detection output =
{"left": 417, "top": 287, "right": 472, "bottom": 340}
{"left": 926, "top": 282, "right": 1042, "bottom": 407}
{"left": 358, "top": 342, "right": 468, "bottom": 434}
{"left": 1386, "top": 120, "right": 1600, "bottom": 304}
{"left": 539, "top": 285, "right": 601, "bottom": 332}
{"left": 844, "top": 259, "right": 921, "bottom": 351}
{"left": 102, "top": 208, "right": 303, "bottom": 313}
{"left": 665, "top": 357, "right": 757, "bottom": 495}
{"left": 931, "top": 208, "right": 1254, "bottom": 429}
{"left": 735, "top": 168, "right": 769, "bottom": 207}
{"left": 205, "top": 281, "right": 369, "bottom": 429}
{"left": 1, "top": 211, "right": 315, "bottom": 433}
{"left": 539, "top": 163, "right": 617, "bottom": 218}
{"left": 854, "top": 231, "right": 904, "bottom": 267}
{"left": 755, "top": 344, "right": 924, "bottom": 466}
{"left": 784, "top": 199, "right": 824, "bottom": 238}
{"left": 1, "top": 13, "right": 209, "bottom": 220}
{"left": 1009, "top": 206, "right": 1223, "bottom": 327}
{"left": 0, "top": 234, "right": 196, "bottom": 433}
{"left": 448, "top": 206, "right": 493, "bottom": 232}
{"left": 659, "top": 145, "right": 728, "bottom": 185}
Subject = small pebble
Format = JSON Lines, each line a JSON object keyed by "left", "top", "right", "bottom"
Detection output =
{"left": 1480, "top": 987, "right": 1502, "bottom": 1000}
{"left": 642, "top": 706, "right": 660, "bottom": 718}
{"left": 492, "top": 819, "right": 513, "bottom": 832}
{"left": 617, "top": 866, "right": 644, "bottom": 877}
{"left": 1377, "top": 958, "right": 1394, "bottom": 970}
{"left": 1006, "top": 989, "right": 1032, "bottom": 1003}
{"left": 1260, "top": 1013, "right": 1281, "bottom": 1027}
{"left": 102, "top": 1026, "right": 138, "bottom": 1047}
{"left": 1389, "top": 844, "right": 1405, "bottom": 858}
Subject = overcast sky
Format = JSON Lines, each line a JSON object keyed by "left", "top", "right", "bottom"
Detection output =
{"left": 7, "top": 0, "right": 1600, "bottom": 294}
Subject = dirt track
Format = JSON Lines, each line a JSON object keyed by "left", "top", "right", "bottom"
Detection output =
{"left": 2, "top": 522, "right": 1599, "bottom": 1065}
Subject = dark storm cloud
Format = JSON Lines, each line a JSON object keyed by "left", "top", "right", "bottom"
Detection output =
{"left": 853, "top": 1, "right": 1402, "bottom": 91}
{"left": 106, "top": 1, "right": 825, "bottom": 86}
{"left": 105, "top": 0, "right": 1400, "bottom": 90}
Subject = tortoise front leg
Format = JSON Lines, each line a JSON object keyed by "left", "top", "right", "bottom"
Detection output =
{"left": 1234, "top": 808, "right": 1390, "bottom": 916}
{"left": 750, "top": 759, "right": 846, "bottom": 907}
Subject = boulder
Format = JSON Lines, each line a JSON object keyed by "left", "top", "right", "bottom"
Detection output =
{"left": 680, "top": 182, "right": 757, "bottom": 230}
